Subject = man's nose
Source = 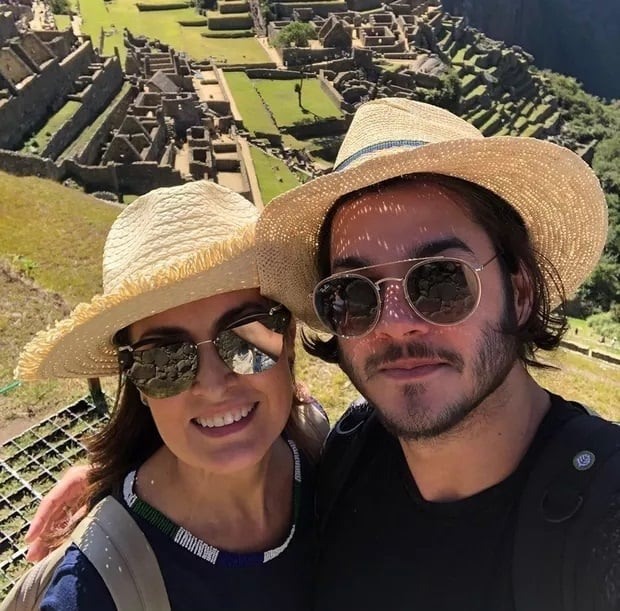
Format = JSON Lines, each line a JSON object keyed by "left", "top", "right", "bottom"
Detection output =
{"left": 372, "top": 279, "right": 432, "bottom": 338}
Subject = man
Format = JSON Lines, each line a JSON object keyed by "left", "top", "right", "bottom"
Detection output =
{"left": 256, "top": 98, "right": 619, "bottom": 610}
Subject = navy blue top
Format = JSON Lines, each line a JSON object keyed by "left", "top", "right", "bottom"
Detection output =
{"left": 41, "top": 449, "right": 316, "bottom": 611}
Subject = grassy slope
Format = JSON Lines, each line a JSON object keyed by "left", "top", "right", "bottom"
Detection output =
{"left": 77, "top": 0, "right": 269, "bottom": 63}
{"left": 0, "top": 172, "right": 118, "bottom": 304}
{"left": 0, "top": 172, "right": 119, "bottom": 429}
{"left": 249, "top": 145, "right": 301, "bottom": 203}
{"left": 253, "top": 79, "right": 342, "bottom": 127}
{"left": 224, "top": 71, "right": 279, "bottom": 135}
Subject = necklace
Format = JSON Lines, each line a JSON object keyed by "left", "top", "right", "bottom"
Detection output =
{"left": 122, "top": 439, "right": 302, "bottom": 567}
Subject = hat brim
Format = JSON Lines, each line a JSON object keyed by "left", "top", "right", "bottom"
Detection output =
{"left": 257, "top": 137, "right": 607, "bottom": 330}
{"left": 16, "top": 226, "right": 259, "bottom": 380}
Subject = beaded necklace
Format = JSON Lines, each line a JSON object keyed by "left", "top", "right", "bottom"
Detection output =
{"left": 122, "top": 439, "right": 302, "bottom": 567}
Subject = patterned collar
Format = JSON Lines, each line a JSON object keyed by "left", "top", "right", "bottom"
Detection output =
{"left": 122, "top": 439, "right": 302, "bottom": 567}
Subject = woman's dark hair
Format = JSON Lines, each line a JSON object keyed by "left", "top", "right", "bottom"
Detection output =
{"left": 303, "top": 173, "right": 568, "bottom": 368}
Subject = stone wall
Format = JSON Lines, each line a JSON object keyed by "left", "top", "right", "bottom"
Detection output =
{"left": 347, "top": 0, "right": 381, "bottom": 12}
{"left": 41, "top": 57, "right": 124, "bottom": 160}
{"left": 0, "top": 61, "right": 72, "bottom": 149}
{"left": 273, "top": 1, "right": 347, "bottom": 17}
{"left": 281, "top": 46, "right": 343, "bottom": 66}
{"left": 114, "top": 161, "right": 184, "bottom": 193}
{"left": 0, "top": 38, "right": 96, "bottom": 150}
{"left": 0, "top": 12, "right": 19, "bottom": 46}
{"left": 0, "top": 149, "right": 62, "bottom": 179}
{"left": 74, "top": 85, "right": 136, "bottom": 164}
{"left": 59, "top": 40, "right": 96, "bottom": 84}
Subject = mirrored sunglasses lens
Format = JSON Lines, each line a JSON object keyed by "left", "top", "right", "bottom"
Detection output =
{"left": 315, "top": 277, "right": 379, "bottom": 336}
{"left": 126, "top": 343, "right": 198, "bottom": 399}
{"left": 406, "top": 260, "right": 478, "bottom": 324}
{"left": 216, "top": 314, "right": 287, "bottom": 375}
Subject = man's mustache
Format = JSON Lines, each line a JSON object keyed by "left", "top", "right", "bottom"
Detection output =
{"left": 364, "top": 342, "right": 465, "bottom": 379}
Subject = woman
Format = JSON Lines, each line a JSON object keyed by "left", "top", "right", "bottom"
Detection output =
{"left": 7, "top": 181, "right": 326, "bottom": 610}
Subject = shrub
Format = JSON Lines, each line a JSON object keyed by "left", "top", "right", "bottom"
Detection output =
{"left": 275, "top": 22, "right": 316, "bottom": 48}
{"left": 50, "top": 0, "right": 70, "bottom": 14}
{"left": 586, "top": 311, "right": 620, "bottom": 341}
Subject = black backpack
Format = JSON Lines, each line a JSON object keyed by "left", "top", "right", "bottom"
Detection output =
{"left": 316, "top": 399, "right": 620, "bottom": 611}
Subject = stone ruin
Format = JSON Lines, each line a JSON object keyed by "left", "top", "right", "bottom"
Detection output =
{"left": 267, "top": 0, "right": 578, "bottom": 149}
{"left": 0, "top": 25, "right": 259, "bottom": 203}
{"left": 0, "top": 17, "right": 123, "bottom": 152}
{"left": 0, "top": 0, "right": 594, "bottom": 189}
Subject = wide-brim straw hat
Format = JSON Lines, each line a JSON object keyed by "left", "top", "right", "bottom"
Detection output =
{"left": 17, "top": 181, "right": 260, "bottom": 380}
{"left": 257, "top": 98, "right": 608, "bottom": 330}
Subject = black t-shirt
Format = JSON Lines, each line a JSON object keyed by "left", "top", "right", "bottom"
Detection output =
{"left": 314, "top": 394, "right": 587, "bottom": 611}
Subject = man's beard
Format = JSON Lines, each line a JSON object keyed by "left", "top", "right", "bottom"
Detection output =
{"left": 338, "top": 306, "right": 519, "bottom": 441}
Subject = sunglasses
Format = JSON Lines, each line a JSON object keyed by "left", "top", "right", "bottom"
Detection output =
{"left": 117, "top": 305, "right": 291, "bottom": 399}
{"left": 313, "top": 255, "right": 498, "bottom": 338}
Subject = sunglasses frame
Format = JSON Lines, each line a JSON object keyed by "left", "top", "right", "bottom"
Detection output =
{"left": 117, "top": 304, "right": 290, "bottom": 397}
{"left": 313, "top": 255, "right": 498, "bottom": 339}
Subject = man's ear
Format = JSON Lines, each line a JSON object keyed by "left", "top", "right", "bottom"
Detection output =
{"left": 512, "top": 265, "right": 534, "bottom": 326}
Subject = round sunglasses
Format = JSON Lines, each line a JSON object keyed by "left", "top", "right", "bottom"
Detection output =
{"left": 117, "top": 305, "right": 291, "bottom": 399}
{"left": 313, "top": 255, "right": 498, "bottom": 338}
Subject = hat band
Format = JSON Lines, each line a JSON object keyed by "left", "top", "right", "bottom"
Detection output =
{"left": 335, "top": 139, "right": 428, "bottom": 172}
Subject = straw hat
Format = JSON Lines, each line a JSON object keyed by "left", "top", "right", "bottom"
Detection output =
{"left": 16, "top": 181, "right": 260, "bottom": 380}
{"left": 256, "top": 98, "right": 608, "bottom": 330}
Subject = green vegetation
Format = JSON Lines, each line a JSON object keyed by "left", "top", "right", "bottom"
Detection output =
{"left": 0, "top": 172, "right": 119, "bottom": 427}
{"left": 253, "top": 78, "right": 341, "bottom": 127}
{"left": 274, "top": 21, "right": 316, "bottom": 48}
{"left": 416, "top": 70, "right": 461, "bottom": 114}
{"left": 202, "top": 29, "right": 253, "bottom": 38}
{"left": 543, "top": 72, "right": 620, "bottom": 316}
{"left": 76, "top": 0, "right": 268, "bottom": 63}
{"left": 586, "top": 311, "right": 620, "bottom": 343}
{"left": 249, "top": 145, "right": 301, "bottom": 203}
{"left": 224, "top": 72, "right": 278, "bottom": 135}
{"left": 53, "top": 13, "right": 72, "bottom": 29}
{"left": 207, "top": 11, "right": 253, "bottom": 29}
{"left": 22, "top": 101, "right": 81, "bottom": 154}
{"left": 51, "top": 0, "right": 70, "bottom": 13}
{"left": 0, "top": 172, "right": 118, "bottom": 304}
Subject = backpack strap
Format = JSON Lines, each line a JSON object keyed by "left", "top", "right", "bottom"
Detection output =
{"left": 0, "top": 541, "right": 73, "bottom": 611}
{"left": 1, "top": 496, "right": 171, "bottom": 611}
{"left": 71, "top": 496, "right": 171, "bottom": 611}
{"left": 316, "top": 400, "right": 378, "bottom": 535}
{"left": 513, "top": 411, "right": 620, "bottom": 611}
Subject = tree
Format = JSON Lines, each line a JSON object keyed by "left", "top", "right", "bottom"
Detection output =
{"left": 50, "top": 0, "right": 70, "bottom": 14}
{"left": 275, "top": 22, "right": 316, "bottom": 48}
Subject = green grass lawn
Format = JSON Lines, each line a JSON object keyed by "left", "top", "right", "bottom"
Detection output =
{"left": 21, "top": 101, "right": 81, "bottom": 153}
{"left": 253, "top": 78, "right": 342, "bottom": 127}
{"left": 567, "top": 317, "right": 620, "bottom": 355}
{"left": 0, "top": 173, "right": 120, "bottom": 427}
{"left": 53, "top": 13, "right": 72, "bottom": 29}
{"left": 0, "top": 172, "right": 118, "bottom": 304}
{"left": 249, "top": 145, "right": 302, "bottom": 203}
{"left": 224, "top": 72, "right": 279, "bottom": 135}
{"left": 77, "top": 0, "right": 268, "bottom": 63}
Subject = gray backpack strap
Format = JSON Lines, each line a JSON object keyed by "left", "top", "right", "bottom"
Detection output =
{"left": 0, "top": 543, "right": 71, "bottom": 611}
{"left": 72, "top": 496, "right": 171, "bottom": 611}
{"left": 1, "top": 496, "right": 170, "bottom": 611}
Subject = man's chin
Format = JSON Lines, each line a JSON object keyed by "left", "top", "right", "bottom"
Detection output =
{"left": 374, "top": 394, "right": 478, "bottom": 442}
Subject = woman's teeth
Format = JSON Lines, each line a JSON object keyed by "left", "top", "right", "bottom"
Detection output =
{"left": 194, "top": 404, "right": 255, "bottom": 429}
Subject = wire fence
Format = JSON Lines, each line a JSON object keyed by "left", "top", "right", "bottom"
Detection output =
{"left": 0, "top": 397, "right": 108, "bottom": 599}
